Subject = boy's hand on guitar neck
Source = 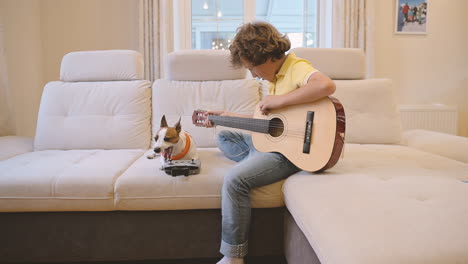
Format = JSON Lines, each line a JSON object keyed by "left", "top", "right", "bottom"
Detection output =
{"left": 202, "top": 110, "right": 228, "bottom": 127}
{"left": 201, "top": 110, "right": 255, "bottom": 127}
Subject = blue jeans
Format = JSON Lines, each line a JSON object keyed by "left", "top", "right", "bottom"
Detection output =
{"left": 217, "top": 130, "right": 300, "bottom": 258}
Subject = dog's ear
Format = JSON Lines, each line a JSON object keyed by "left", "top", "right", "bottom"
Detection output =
{"left": 175, "top": 117, "right": 182, "bottom": 134}
{"left": 160, "top": 115, "right": 168, "bottom": 128}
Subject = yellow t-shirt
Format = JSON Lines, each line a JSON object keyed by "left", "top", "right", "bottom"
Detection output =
{"left": 268, "top": 52, "right": 318, "bottom": 95}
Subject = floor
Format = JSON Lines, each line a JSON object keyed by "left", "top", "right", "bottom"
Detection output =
{"left": 27, "top": 256, "right": 287, "bottom": 264}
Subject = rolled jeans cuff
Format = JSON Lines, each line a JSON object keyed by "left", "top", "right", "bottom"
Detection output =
{"left": 220, "top": 239, "right": 248, "bottom": 258}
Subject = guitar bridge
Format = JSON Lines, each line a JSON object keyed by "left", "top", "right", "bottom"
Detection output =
{"left": 303, "top": 111, "right": 314, "bottom": 154}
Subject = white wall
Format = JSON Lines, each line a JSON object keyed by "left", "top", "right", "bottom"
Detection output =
{"left": 0, "top": 0, "right": 140, "bottom": 137}
{"left": 40, "top": 0, "right": 140, "bottom": 83}
{"left": 373, "top": 0, "right": 468, "bottom": 137}
{"left": 0, "top": 0, "right": 43, "bottom": 137}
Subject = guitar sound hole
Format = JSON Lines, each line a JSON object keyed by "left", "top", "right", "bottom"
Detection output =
{"left": 268, "top": 118, "right": 284, "bottom": 137}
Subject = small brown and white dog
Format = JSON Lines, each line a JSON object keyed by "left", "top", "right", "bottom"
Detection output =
{"left": 147, "top": 115, "right": 197, "bottom": 163}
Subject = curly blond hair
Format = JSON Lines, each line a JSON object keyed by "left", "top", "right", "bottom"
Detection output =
{"left": 229, "top": 21, "right": 291, "bottom": 68}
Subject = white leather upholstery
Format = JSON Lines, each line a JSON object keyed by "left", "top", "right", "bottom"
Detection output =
{"left": 165, "top": 50, "right": 247, "bottom": 81}
{"left": 0, "top": 149, "right": 145, "bottom": 212}
{"left": 290, "top": 47, "right": 401, "bottom": 144}
{"left": 402, "top": 129, "right": 468, "bottom": 163}
{"left": 116, "top": 49, "right": 282, "bottom": 210}
{"left": 60, "top": 50, "right": 144, "bottom": 82}
{"left": 2, "top": 50, "right": 153, "bottom": 211}
{"left": 152, "top": 79, "right": 261, "bottom": 147}
{"left": 34, "top": 80, "right": 151, "bottom": 150}
{"left": 35, "top": 50, "right": 152, "bottom": 150}
{"left": 284, "top": 144, "right": 468, "bottom": 264}
{"left": 115, "top": 148, "right": 285, "bottom": 210}
{"left": 291, "top": 48, "right": 366, "bottom": 80}
{"left": 334, "top": 79, "right": 402, "bottom": 144}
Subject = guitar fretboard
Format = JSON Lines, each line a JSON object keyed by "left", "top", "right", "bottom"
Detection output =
{"left": 209, "top": 115, "right": 270, "bottom": 134}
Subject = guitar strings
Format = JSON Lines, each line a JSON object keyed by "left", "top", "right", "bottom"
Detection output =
{"left": 209, "top": 123, "right": 314, "bottom": 139}
{"left": 202, "top": 119, "right": 316, "bottom": 138}
{"left": 208, "top": 118, "right": 309, "bottom": 131}
{"left": 198, "top": 116, "right": 323, "bottom": 138}
{"left": 207, "top": 116, "right": 310, "bottom": 128}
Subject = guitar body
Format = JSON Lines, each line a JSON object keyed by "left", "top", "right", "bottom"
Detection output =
{"left": 251, "top": 97, "right": 345, "bottom": 172}
{"left": 192, "top": 96, "right": 345, "bottom": 172}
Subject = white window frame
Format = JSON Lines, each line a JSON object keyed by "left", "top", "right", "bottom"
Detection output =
{"left": 318, "top": 0, "right": 333, "bottom": 48}
{"left": 173, "top": 0, "right": 332, "bottom": 50}
{"left": 173, "top": 0, "right": 192, "bottom": 50}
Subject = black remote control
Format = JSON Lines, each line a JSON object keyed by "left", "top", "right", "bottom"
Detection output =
{"left": 161, "top": 159, "right": 201, "bottom": 176}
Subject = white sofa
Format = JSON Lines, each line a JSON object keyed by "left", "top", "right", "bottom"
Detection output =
{"left": 0, "top": 49, "right": 467, "bottom": 264}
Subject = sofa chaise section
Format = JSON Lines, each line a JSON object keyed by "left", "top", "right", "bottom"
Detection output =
{"left": 284, "top": 144, "right": 468, "bottom": 264}
{"left": 283, "top": 48, "right": 468, "bottom": 264}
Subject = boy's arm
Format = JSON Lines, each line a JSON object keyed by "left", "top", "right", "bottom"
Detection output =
{"left": 258, "top": 72, "right": 336, "bottom": 115}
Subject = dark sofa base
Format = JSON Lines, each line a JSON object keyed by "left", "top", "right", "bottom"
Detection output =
{"left": 0, "top": 208, "right": 285, "bottom": 263}
{"left": 284, "top": 209, "right": 321, "bottom": 264}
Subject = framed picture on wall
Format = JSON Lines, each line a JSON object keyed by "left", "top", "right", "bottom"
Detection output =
{"left": 395, "top": 0, "right": 428, "bottom": 34}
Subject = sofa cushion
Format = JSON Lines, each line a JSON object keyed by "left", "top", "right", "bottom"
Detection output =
{"left": 60, "top": 50, "right": 144, "bottom": 82}
{"left": 0, "top": 149, "right": 144, "bottom": 212}
{"left": 334, "top": 79, "right": 402, "bottom": 144}
{"left": 152, "top": 79, "right": 261, "bottom": 147}
{"left": 165, "top": 50, "right": 246, "bottom": 81}
{"left": 284, "top": 144, "right": 468, "bottom": 264}
{"left": 291, "top": 48, "right": 365, "bottom": 80}
{"left": 402, "top": 129, "right": 468, "bottom": 163}
{"left": 34, "top": 80, "right": 152, "bottom": 150}
{"left": 114, "top": 148, "right": 285, "bottom": 210}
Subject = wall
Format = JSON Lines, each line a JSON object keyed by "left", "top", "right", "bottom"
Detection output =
{"left": 2, "top": 0, "right": 467, "bottom": 137}
{"left": 0, "top": 0, "right": 43, "bottom": 137}
{"left": 373, "top": 0, "right": 468, "bottom": 137}
{"left": 40, "top": 0, "right": 140, "bottom": 84}
{"left": 0, "top": 0, "right": 140, "bottom": 137}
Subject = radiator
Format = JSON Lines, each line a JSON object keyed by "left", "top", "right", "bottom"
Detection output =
{"left": 399, "top": 105, "right": 458, "bottom": 135}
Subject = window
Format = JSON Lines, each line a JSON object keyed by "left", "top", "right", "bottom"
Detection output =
{"left": 188, "top": 0, "right": 326, "bottom": 50}
{"left": 191, "top": 0, "right": 243, "bottom": 50}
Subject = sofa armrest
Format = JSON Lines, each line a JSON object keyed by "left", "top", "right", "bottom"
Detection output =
{"left": 401, "top": 129, "right": 468, "bottom": 163}
{"left": 0, "top": 136, "right": 34, "bottom": 161}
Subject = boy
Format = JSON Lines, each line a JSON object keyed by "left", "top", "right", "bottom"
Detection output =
{"left": 205, "top": 21, "right": 336, "bottom": 264}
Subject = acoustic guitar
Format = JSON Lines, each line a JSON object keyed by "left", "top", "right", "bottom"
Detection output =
{"left": 192, "top": 96, "right": 345, "bottom": 172}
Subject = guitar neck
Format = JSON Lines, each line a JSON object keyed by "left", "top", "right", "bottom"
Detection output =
{"left": 209, "top": 115, "right": 270, "bottom": 134}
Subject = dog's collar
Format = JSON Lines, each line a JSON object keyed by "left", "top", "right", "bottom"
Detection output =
{"left": 171, "top": 132, "right": 191, "bottom": 160}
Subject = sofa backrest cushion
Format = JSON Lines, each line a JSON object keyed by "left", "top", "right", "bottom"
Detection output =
{"left": 291, "top": 48, "right": 401, "bottom": 144}
{"left": 291, "top": 47, "right": 365, "bottom": 80}
{"left": 34, "top": 50, "right": 152, "bottom": 150}
{"left": 60, "top": 50, "right": 144, "bottom": 82}
{"left": 152, "top": 79, "right": 260, "bottom": 147}
{"left": 153, "top": 50, "right": 260, "bottom": 147}
{"left": 165, "top": 50, "right": 246, "bottom": 81}
{"left": 334, "top": 79, "right": 402, "bottom": 144}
